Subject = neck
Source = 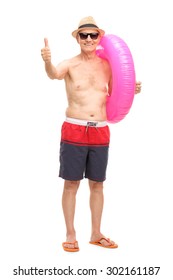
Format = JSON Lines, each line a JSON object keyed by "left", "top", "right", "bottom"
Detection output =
{"left": 80, "top": 50, "right": 97, "bottom": 61}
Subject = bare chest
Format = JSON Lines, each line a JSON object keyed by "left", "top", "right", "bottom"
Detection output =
{"left": 69, "top": 62, "right": 109, "bottom": 90}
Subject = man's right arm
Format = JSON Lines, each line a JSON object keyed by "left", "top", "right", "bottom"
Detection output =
{"left": 41, "top": 38, "right": 68, "bottom": 80}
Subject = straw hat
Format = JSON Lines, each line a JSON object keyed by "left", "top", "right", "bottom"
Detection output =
{"left": 72, "top": 16, "right": 105, "bottom": 38}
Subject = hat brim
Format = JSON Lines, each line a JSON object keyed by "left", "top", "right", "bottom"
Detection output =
{"left": 72, "top": 27, "right": 105, "bottom": 38}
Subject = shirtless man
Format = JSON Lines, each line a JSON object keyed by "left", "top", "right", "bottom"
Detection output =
{"left": 41, "top": 16, "right": 141, "bottom": 252}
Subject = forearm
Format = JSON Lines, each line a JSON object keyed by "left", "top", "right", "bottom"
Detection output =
{"left": 45, "top": 62, "right": 58, "bottom": 79}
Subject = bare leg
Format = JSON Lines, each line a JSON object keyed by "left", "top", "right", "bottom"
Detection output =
{"left": 89, "top": 179, "right": 117, "bottom": 247}
{"left": 62, "top": 180, "right": 80, "bottom": 249}
{"left": 89, "top": 180, "right": 104, "bottom": 235}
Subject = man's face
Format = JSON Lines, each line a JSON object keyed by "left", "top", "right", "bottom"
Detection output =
{"left": 77, "top": 29, "right": 101, "bottom": 51}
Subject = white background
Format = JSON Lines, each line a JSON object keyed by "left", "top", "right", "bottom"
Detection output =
{"left": 0, "top": 0, "right": 173, "bottom": 279}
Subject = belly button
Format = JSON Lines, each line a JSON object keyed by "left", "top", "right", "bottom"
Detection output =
{"left": 90, "top": 114, "right": 94, "bottom": 117}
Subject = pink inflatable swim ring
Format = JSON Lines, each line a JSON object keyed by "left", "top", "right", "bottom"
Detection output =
{"left": 96, "top": 34, "right": 136, "bottom": 123}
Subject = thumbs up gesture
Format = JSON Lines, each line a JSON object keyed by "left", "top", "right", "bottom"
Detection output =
{"left": 41, "top": 38, "right": 51, "bottom": 63}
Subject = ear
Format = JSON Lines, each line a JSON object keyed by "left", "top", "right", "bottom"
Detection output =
{"left": 96, "top": 36, "right": 101, "bottom": 46}
{"left": 76, "top": 34, "right": 80, "bottom": 44}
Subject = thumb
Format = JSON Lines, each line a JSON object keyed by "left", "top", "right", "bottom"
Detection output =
{"left": 44, "top": 38, "right": 49, "bottom": 47}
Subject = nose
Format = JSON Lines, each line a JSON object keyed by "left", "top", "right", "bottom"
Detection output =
{"left": 86, "top": 35, "right": 92, "bottom": 41}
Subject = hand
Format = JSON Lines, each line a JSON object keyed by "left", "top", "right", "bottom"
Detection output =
{"left": 41, "top": 38, "right": 51, "bottom": 63}
{"left": 135, "top": 81, "right": 142, "bottom": 94}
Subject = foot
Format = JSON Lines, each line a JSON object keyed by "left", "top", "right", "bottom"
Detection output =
{"left": 62, "top": 240, "right": 79, "bottom": 252}
{"left": 90, "top": 233, "right": 118, "bottom": 248}
{"left": 62, "top": 233, "right": 79, "bottom": 252}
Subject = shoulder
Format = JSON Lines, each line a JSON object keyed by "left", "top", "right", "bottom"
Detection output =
{"left": 57, "top": 55, "right": 80, "bottom": 68}
{"left": 98, "top": 56, "right": 111, "bottom": 73}
{"left": 55, "top": 55, "right": 81, "bottom": 80}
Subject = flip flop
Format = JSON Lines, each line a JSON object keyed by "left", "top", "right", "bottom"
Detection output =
{"left": 89, "top": 237, "right": 118, "bottom": 249}
{"left": 62, "top": 241, "right": 79, "bottom": 252}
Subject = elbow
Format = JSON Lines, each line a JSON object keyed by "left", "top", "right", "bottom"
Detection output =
{"left": 47, "top": 73, "right": 56, "bottom": 80}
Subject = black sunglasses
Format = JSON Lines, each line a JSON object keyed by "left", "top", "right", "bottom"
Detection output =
{"left": 78, "top": 32, "right": 99, "bottom": 40}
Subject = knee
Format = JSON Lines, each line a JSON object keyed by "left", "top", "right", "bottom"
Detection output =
{"left": 89, "top": 180, "right": 103, "bottom": 193}
{"left": 64, "top": 180, "right": 80, "bottom": 194}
